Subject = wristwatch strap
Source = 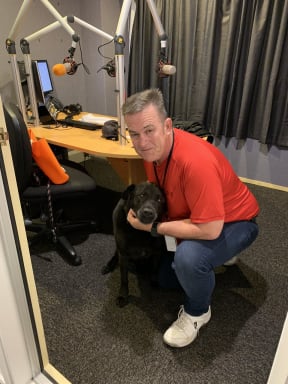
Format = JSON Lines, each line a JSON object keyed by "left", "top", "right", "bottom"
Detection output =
{"left": 151, "top": 221, "right": 161, "bottom": 237}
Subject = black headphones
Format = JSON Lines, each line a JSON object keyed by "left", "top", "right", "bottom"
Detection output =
{"left": 102, "top": 120, "right": 119, "bottom": 140}
{"left": 63, "top": 103, "right": 82, "bottom": 116}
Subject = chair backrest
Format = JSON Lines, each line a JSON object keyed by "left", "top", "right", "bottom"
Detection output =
{"left": 3, "top": 102, "right": 33, "bottom": 194}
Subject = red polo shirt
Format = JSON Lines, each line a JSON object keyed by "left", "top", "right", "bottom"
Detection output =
{"left": 144, "top": 129, "right": 259, "bottom": 223}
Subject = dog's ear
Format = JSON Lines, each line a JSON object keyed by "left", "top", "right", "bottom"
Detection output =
{"left": 121, "top": 184, "right": 135, "bottom": 200}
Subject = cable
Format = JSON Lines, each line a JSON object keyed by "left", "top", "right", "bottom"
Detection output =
{"left": 97, "top": 38, "right": 114, "bottom": 61}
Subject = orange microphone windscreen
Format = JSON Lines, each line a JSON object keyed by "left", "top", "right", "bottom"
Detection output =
{"left": 52, "top": 63, "right": 67, "bottom": 76}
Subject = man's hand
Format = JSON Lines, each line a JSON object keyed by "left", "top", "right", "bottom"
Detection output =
{"left": 127, "top": 209, "right": 224, "bottom": 240}
{"left": 127, "top": 209, "right": 152, "bottom": 232}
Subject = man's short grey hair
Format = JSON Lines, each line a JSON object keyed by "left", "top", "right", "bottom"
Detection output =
{"left": 122, "top": 88, "right": 167, "bottom": 121}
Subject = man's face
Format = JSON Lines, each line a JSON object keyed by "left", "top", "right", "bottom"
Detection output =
{"left": 125, "top": 104, "right": 173, "bottom": 163}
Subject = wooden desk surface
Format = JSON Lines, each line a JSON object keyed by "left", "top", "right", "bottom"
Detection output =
{"left": 30, "top": 113, "right": 140, "bottom": 159}
{"left": 30, "top": 112, "right": 146, "bottom": 185}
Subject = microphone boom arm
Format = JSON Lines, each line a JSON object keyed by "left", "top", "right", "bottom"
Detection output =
{"left": 6, "top": 0, "right": 79, "bottom": 125}
{"left": 114, "top": 0, "right": 170, "bottom": 145}
{"left": 6, "top": 0, "right": 170, "bottom": 142}
{"left": 67, "top": 16, "right": 113, "bottom": 42}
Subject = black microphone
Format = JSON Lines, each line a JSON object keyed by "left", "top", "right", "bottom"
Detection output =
{"left": 97, "top": 59, "right": 116, "bottom": 77}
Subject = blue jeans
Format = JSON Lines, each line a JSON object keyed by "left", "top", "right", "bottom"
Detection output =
{"left": 158, "top": 220, "right": 259, "bottom": 316}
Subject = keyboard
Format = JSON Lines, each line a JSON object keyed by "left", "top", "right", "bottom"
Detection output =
{"left": 57, "top": 118, "right": 101, "bottom": 131}
{"left": 80, "top": 114, "right": 111, "bottom": 125}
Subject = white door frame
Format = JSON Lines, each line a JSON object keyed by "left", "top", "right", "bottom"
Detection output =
{"left": 0, "top": 97, "right": 70, "bottom": 384}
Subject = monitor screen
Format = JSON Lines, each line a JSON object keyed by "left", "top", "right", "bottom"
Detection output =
{"left": 32, "top": 59, "right": 53, "bottom": 104}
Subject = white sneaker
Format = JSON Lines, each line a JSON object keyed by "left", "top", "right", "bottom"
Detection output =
{"left": 163, "top": 306, "right": 211, "bottom": 348}
{"left": 224, "top": 256, "right": 238, "bottom": 266}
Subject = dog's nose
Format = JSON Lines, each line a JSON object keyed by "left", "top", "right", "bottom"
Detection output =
{"left": 139, "top": 207, "right": 156, "bottom": 224}
{"left": 142, "top": 207, "right": 154, "bottom": 217}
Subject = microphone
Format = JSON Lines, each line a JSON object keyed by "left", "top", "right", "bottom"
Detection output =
{"left": 158, "top": 61, "right": 176, "bottom": 77}
{"left": 52, "top": 57, "right": 78, "bottom": 76}
{"left": 97, "top": 59, "right": 116, "bottom": 77}
{"left": 52, "top": 35, "right": 81, "bottom": 76}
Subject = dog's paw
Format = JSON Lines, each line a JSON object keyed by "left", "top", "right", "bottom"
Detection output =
{"left": 101, "top": 265, "right": 111, "bottom": 275}
{"left": 116, "top": 296, "right": 129, "bottom": 307}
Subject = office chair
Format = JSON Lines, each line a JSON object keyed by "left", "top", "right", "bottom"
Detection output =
{"left": 3, "top": 101, "right": 98, "bottom": 266}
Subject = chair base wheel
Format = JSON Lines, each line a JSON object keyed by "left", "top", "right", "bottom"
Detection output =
{"left": 57, "top": 235, "right": 82, "bottom": 266}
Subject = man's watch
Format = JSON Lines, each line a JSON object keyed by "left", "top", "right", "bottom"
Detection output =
{"left": 151, "top": 221, "right": 161, "bottom": 237}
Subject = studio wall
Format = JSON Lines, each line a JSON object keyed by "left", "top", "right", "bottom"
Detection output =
{"left": 0, "top": 0, "right": 120, "bottom": 116}
{"left": 1, "top": 0, "right": 287, "bottom": 188}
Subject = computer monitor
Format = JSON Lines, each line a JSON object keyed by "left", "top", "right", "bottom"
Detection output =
{"left": 32, "top": 59, "right": 54, "bottom": 104}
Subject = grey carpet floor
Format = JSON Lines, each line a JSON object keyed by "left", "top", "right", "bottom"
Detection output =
{"left": 30, "top": 183, "right": 288, "bottom": 384}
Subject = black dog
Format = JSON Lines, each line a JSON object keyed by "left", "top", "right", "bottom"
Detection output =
{"left": 102, "top": 182, "right": 166, "bottom": 307}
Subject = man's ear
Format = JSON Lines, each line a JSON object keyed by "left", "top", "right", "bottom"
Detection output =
{"left": 165, "top": 117, "right": 173, "bottom": 135}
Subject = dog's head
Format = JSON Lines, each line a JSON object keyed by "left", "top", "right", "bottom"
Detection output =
{"left": 122, "top": 182, "right": 166, "bottom": 224}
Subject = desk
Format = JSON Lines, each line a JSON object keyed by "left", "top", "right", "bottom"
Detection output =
{"left": 31, "top": 113, "right": 147, "bottom": 185}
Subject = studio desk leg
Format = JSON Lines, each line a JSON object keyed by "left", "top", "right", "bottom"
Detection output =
{"left": 107, "top": 158, "right": 146, "bottom": 186}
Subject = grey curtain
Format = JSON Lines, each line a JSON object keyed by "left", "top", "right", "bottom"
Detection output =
{"left": 128, "top": 0, "right": 288, "bottom": 147}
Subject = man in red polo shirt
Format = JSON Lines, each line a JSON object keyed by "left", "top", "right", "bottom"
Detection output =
{"left": 123, "top": 88, "right": 259, "bottom": 348}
